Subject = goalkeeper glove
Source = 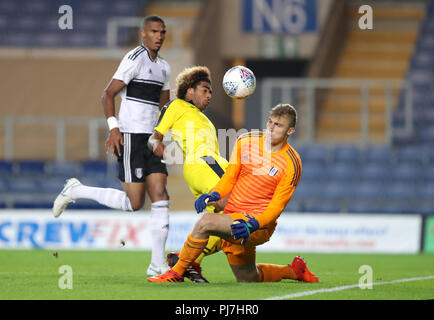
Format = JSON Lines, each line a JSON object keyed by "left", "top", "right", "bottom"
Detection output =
{"left": 194, "top": 191, "right": 221, "bottom": 213}
{"left": 230, "top": 217, "right": 259, "bottom": 245}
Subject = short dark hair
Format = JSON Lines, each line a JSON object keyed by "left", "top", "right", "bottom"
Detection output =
{"left": 176, "top": 66, "right": 211, "bottom": 100}
{"left": 143, "top": 15, "right": 165, "bottom": 28}
{"left": 270, "top": 104, "right": 297, "bottom": 128}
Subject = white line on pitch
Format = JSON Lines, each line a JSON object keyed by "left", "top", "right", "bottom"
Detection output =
{"left": 264, "top": 275, "right": 434, "bottom": 300}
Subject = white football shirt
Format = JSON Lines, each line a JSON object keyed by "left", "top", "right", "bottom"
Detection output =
{"left": 113, "top": 45, "right": 170, "bottom": 134}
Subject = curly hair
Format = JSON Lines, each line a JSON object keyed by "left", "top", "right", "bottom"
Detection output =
{"left": 176, "top": 66, "right": 211, "bottom": 100}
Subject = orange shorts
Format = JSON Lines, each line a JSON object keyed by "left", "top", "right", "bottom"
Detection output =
{"left": 222, "top": 212, "right": 276, "bottom": 266}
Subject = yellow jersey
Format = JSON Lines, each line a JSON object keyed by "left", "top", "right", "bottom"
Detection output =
{"left": 155, "top": 98, "right": 221, "bottom": 164}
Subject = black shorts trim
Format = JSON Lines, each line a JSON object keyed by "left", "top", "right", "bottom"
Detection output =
{"left": 117, "top": 133, "right": 168, "bottom": 183}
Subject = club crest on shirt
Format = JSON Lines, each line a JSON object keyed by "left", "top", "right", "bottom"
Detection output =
{"left": 269, "top": 166, "right": 279, "bottom": 177}
{"left": 135, "top": 168, "right": 143, "bottom": 179}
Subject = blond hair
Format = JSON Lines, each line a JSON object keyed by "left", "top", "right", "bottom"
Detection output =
{"left": 270, "top": 104, "right": 297, "bottom": 128}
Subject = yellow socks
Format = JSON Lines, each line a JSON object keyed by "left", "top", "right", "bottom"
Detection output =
{"left": 257, "top": 263, "right": 298, "bottom": 282}
{"left": 194, "top": 236, "right": 222, "bottom": 264}
{"left": 173, "top": 234, "right": 208, "bottom": 276}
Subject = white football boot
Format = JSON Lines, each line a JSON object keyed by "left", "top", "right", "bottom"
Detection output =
{"left": 52, "top": 178, "right": 81, "bottom": 218}
{"left": 146, "top": 263, "right": 170, "bottom": 277}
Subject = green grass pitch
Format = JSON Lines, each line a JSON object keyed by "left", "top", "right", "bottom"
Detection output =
{"left": 0, "top": 250, "right": 433, "bottom": 300}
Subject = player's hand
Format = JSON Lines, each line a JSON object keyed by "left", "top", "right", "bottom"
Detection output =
{"left": 230, "top": 217, "right": 259, "bottom": 245}
{"left": 152, "top": 142, "right": 165, "bottom": 158}
{"left": 194, "top": 192, "right": 221, "bottom": 213}
{"left": 105, "top": 128, "right": 124, "bottom": 157}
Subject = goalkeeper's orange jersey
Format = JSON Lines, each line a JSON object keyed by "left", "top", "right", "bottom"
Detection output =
{"left": 212, "top": 131, "right": 301, "bottom": 228}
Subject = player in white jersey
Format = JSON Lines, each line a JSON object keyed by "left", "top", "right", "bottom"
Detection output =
{"left": 52, "top": 15, "right": 171, "bottom": 277}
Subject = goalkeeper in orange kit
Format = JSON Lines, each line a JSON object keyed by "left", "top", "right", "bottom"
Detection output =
{"left": 148, "top": 103, "right": 318, "bottom": 283}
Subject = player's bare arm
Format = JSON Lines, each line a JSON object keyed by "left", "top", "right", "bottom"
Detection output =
{"left": 102, "top": 79, "right": 126, "bottom": 157}
{"left": 148, "top": 130, "right": 165, "bottom": 158}
{"left": 159, "top": 90, "right": 170, "bottom": 110}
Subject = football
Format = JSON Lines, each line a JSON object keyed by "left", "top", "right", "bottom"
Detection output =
{"left": 222, "top": 66, "right": 256, "bottom": 99}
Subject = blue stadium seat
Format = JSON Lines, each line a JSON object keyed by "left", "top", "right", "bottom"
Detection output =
{"left": 0, "top": 161, "right": 13, "bottom": 177}
{"left": 103, "top": 178, "right": 122, "bottom": 189}
{"left": 292, "top": 181, "right": 322, "bottom": 200}
{"left": 411, "top": 50, "right": 434, "bottom": 69}
{"left": 21, "top": 0, "right": 51, "bottom": 14}
{"left": 377, "top": 202, "right": 416, "bottom": 214}
{"left": 78, "top": 177, "right": 106, "bottom": 188}
{"left": 47, "top": 161, "right": 82, "bottom": 177}
{"left": 383, "top": 182, "right": 416, "bottom": 201}
{"left": 408, "top": 69, "right": 433, "bottom": 85}
{"left": 304, "top": 201, "right": 341, "bottom": 213}
{"left": 417, "top": 35, "right": 434, "bottom": 51}
{"left": 4, "top": 33, "right": 35, "bottom": 46}
{"left": 74, "top": 16, "right": 107, "bottom": 32}
{"left": 352, "top": 182, "right": 384, "bottom": 201}
{"left": 0, "top": 179, "right": 9, "bottom": 193}
{"left": 81, "top": 161, "right": 108, "bottom": 177}
{"left": 11, "top": 16, "right": 42, "bottom": 32}
{"left": 322, "top": 182, "right": 354, "bottom": 200}
{"left": 423, "top": 164, "right": 434, "bottom": 182}
{"left": 358, "top": 163, "right": 390, "bottom": 182}
{"left": 284, "top": 200, "right": 303, "bottom": 213}
{"left": 394, "top": 147, "right": 426, "bottom": 165}
{"left": 0, "top": 0, "right": 18, "bottom": 14}
{"left": 299, "top": 162, "right": 327, "bottom": 182}
{"left": 14, "top": 201, "right": 53, "bottom": 209}
{"left": 331, "top": 145, "right": 361, "bottom": 164}
{"left": 297, "top": 145, "right": 329, "bottom": 165}
{"left": 326, "top": 163, "right": 359, "bottom": 182}
{"left": 111, "top": 1, "right": 143, "bottom": 15}
{"left": 17, "top": 160, "right": 45, "bottom": 176}
{"left": 417, "top": 126, "right": 434, "bottom": 143}
{"left": 40, "top": 177, "right": 66, "bottom": 194}
{"left": 80, "top": 1, "right": 106, "bottom": 15}
{"left": 9, "top": 177, "right": 40, "bottom": 193}
{"left": 67, "top": 32, "right": 106, "bottom": 47}
{"left": 35, "top": 32, "right": 67, "bottom": 47}
{"left": 347, "top": 201, "right": 382, "bottom": 214}
{"left": 413, "top": 203, "right": 434, "bottom": 216}
{"left": 388, "top": 163, "right": 423, "bottom": 182}
{"left": 362, "top": 145, "right": 392, "bottom": 164}
{"left": 68, "top": 201, "right": 107, "bottom": 210}
{"left": 416, "top": 182, "right": 434, "bottom": 200}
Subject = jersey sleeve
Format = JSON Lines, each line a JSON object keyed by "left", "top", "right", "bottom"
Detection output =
{"left": 255, "top": 164, "right": 301, "bottom": 228}
{"left": 154, "top": 101, "right": 180, "bottom": 136}
{"left": 212, "top": 137, "right": 242, "bottom": 198}
{"left": 162, "top": 62, "right": 171, "bottom": 91}
{"left": 112, "top": 53, "right": 140, "bottom": 85}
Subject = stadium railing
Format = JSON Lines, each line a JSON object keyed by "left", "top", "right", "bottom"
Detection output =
{"left": 260, "top": 78, "right": 414, "bottom": 146}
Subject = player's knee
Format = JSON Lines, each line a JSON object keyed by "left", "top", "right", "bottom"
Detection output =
{"left": 129, "top": 199, "right": 144, "bottom": 211}
{"left": 234, "top": 272, "right": 259, "bottom": 283}
{"left": 195, "top": 214, "right": 215, "bottom": 235}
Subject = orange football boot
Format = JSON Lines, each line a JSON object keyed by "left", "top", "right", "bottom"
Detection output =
{"left": 147, "top": 268, "right": 184, "bottom": 283}
{"left": 291, "top": 256, "right": 319, "bottom": 283}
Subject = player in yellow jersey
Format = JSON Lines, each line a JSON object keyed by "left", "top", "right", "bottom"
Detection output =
{"left": 148, "top": 104, "right": 319, "bottom": 283}
{"left": 147, "top": 66, "right": 228, "bottom": 282}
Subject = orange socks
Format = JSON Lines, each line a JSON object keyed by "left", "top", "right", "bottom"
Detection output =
{"left": 172, "top": 234, "right": 208, "bottom": 276}
{"left": 257, "top": 263, "right": 298, "bottom": 282}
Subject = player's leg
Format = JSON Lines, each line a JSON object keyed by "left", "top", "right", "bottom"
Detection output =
{"left": 143, "top": 135, "right": 171, "bottom": 276}
{"left": 148, "top": 213, "right": 233, "bottom": 282}
{"left": 52, "top": 178, "right": 137, "bottom": 217}
{"left": 145, "top": 172, "right": 170, "bottom": 276}
{"left": 182, "top": 158, "right": 228, "bottom": 263}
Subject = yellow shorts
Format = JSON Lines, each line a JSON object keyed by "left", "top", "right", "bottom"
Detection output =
{"left": 222, "top": 212, "right": 277, "bottom": 266}
{"left": 183, "top": 155, "right": 228, "bottom": 212}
